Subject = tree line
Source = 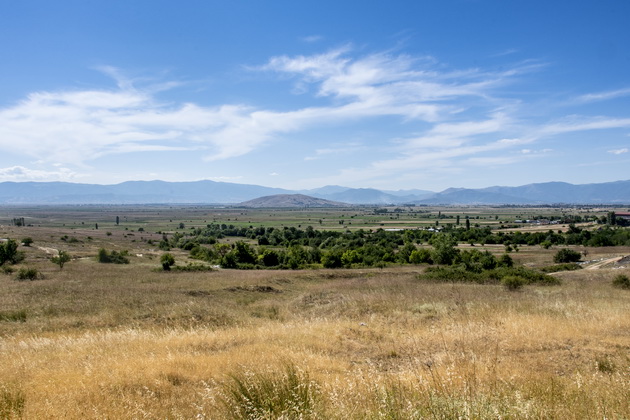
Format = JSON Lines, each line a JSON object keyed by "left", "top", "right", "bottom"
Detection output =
{"left": 154, "top": 223, "right": 630, "bottom": 270}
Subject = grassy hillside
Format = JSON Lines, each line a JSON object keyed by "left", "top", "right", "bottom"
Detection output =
{"left": 0, "top": 207, "right": 629, "bottom": 418}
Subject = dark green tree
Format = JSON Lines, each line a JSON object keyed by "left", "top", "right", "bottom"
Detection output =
{"left": 554, "top": 248, "right": 582, "bottom": 263}
{"left": 160, "top": 253, "right": 175, "bottom": 270}
{"left": 608, "top": 211, "right": 617, "bottom": 226}
{"left": 430, "top": 234, "right": 459, "bottom": 265}
{"left": 0, "top": 239, "right": 21, "bottom": 265}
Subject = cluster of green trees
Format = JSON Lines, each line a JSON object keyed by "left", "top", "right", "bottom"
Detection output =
{"left": 179, "top": 231, "right": 518, "bottom": 270}
{"left": 145, "top": 222, "right": 630, "bottom": 270}
{"left": 167, "top": 223, "right": 630, "bottom": 253}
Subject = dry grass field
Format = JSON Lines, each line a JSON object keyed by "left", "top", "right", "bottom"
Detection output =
{"left": 1, "top": 213, "right": 629, "bottom": 419}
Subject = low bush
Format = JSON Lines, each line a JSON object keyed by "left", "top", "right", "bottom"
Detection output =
{"left": 501, "top": 275, "right": 526, "bottom": 291}
{"left": 15, "top": 267, "right": 41, "bottom": 281}
{"left": 422, "top": 265, "right": 560, "bottom": 286}
{"left": 97, "top": 248, "right": 130, "bottom": 264}
{"left": 612, "top": 274, "right": 630, "bottom": 289}
{"left": 554, "top": 248, "right": 582, "bottom": 263}
{"left": 423, "top": 266, "right": 484, "bottom": 283}
{"left": 160, "top": 253, "right": 175, "bottom": 271}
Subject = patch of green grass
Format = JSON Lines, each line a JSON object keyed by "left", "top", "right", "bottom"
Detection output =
{"left": 421, "top": 265, "right": 560, "bottom": 286}
{"left": 612, "top": 274, "right": 630, "bottom": 289}
{"left": 171, "top": 263, "right": 215, "bottom": 272}
{"left": 222, "top": 363, "right": 320, "bottom": 419}
{"left": 539, "top": 263, "right": 582, "bottom": 273}
{"left": 0, "top": 309, "right": 27, "bottom": 322}
{"left": 0, "top": 384, "right": 25, "bottom": 419}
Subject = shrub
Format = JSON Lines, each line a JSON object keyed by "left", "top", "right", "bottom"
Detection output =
{"left": 554, "top": 248, "right": 582, "bottom": 263}
{"left": 501, "top": 275, "right": 526, "bottom": 291}
{"left": 97, "top": 248, "right": 130, "bottom": 264}
{"left": 16, "top": 267, "right": 40, "bottom": 281}
{"left": 421, "top": 266, "right": 560, "bottom": 286}
{"left": 409, "top": 248, "right": 433, "bottom": 264}
{"left": 160, "top": 253, "right": 175, "bottom": 271}
{"left": 423, "top": 266, "right": 484, "bottom": 283}
{"left": 21, "top": 237, "right": 33, "bottom": 247}
{"left": 612, "top": 274, "right": 630, "bottom": 289}
{"left": 498, "top": 253, "right": 514, "bottom": 268}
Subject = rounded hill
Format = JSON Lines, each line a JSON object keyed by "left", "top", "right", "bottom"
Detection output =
{"left": 238, "top": 194, "right": 348, "bottom": 208}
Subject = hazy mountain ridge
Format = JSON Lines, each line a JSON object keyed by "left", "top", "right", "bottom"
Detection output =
{"left": 0, "top": 179, "right": 629, "bottom": 205}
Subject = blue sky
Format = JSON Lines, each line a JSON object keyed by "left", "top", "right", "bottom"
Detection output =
{"left": 1, "top": 0, "right": 629, "bottom": 191}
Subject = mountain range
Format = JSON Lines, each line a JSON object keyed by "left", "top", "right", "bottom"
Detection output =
{"left": 0, "top": 179, "right": 628, "bottom": 205}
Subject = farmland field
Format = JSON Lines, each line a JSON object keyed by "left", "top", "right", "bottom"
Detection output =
{"left": 1, "top": 205, "right": 629, "bottom": 419}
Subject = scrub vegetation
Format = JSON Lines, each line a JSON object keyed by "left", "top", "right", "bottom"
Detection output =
{"left": 1, "top": 205, "right": 629, "bottom": 418}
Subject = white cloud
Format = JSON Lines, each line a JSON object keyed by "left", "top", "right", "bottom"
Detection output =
{"left": 608, "top": 148, "right": 628, "bottom": 155}
{"left": 1, "top": 48, "right": 628, "bottom": 190}
{"left": 0, "top": 165, "right": 80, "bottom": 181}
{"left": 576, "top": 88, "right": 630, "bottom": 103}
{"left": 301, "top": 35, "right": 323, "bottom": 43}
{"left": 304, "top": 142, "right": 364, "bottom": 160}
{"left": 0, "top": 49, "right": 534, "bottom": 170}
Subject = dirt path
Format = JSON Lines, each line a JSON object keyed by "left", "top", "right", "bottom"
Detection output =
{"left": 584, "top": 256, "right": 624, "bottom": 270}
{"left": 37, "top": 246, "right": 59, "bottom": 255}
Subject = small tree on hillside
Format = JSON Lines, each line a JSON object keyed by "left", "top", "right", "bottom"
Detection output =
{"left": 0, "top": 239, "right": 22, "bottom": 266}
{"left": 51, "top": 250, "right": 71, "bottom": 270}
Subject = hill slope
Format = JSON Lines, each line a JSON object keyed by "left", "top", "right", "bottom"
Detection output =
{"left": 238, "top": 194, "right": 347, "bottom": 208}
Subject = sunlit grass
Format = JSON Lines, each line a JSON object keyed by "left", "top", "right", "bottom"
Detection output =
{"left": 1, "top": 258, "right": 629, "bottom": 418}
{"left": 1, "top": 213, "right": 629, "bottom": 418}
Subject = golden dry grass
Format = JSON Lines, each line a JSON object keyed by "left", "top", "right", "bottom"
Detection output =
{"left": 1, "top": 251, "right": 629, "bottom": 419}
